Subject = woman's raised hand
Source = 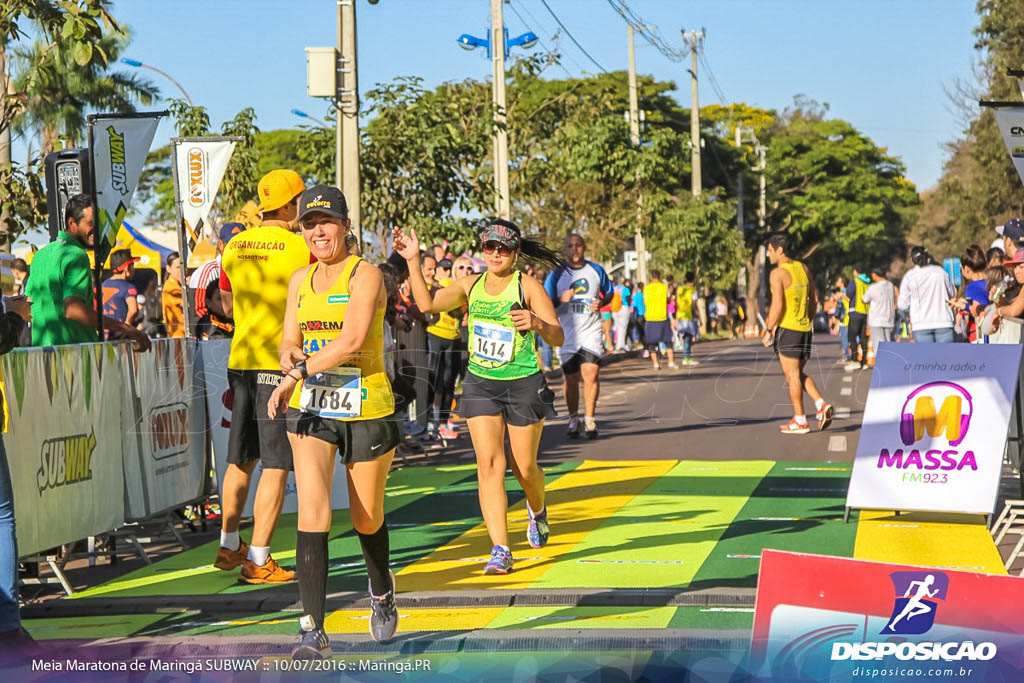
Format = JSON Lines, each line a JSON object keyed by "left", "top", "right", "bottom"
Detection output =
{"left": 392, "top": 227, "right": 420, "bottom": 261}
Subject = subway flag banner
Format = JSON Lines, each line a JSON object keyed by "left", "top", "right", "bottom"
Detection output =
{"left": 750, "top": 550, "right": 1024, "bottom": 682}
{"left": 994, "top": 106, "right": 1024, "bottom": 189}
{"left": 88, "top": 112, "right": 164, "bottom": 262}
{"left": 846, "top": 343, "right": 1022, "bottom": 515}
{"left": 171, "top": 138, "right": 237, "bottom": 250}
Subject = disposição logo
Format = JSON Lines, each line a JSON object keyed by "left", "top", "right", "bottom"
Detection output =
{"left": 883, "top": 571, "right": 948, "bottom": 635}
{"left": 830, "top": 571, "right": 997, "bottom": 662}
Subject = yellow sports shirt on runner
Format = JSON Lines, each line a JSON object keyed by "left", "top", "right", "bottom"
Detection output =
{"left": 645, "top": 281, "right": 669, "bottom": 322}
{"left": 220, "top": 224, "right": 312, "bottom": 370}
{"left": 779, "top": 260, "right": 812, "bottom": 332}
{"left": 675, "top": 284, "right": 695, "bottom": 320}
{"left": 288, "top": 256, "right": 394, "bottom": 420}
{"left": 426, "top": 277, "right": 461, "bottom": 340}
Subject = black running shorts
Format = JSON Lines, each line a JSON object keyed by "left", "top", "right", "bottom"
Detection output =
{"left": 774, "top": 328, "right": 813, "bottom": 360}
{"left": 285, "top": 410, "right": 400, "bottom": 464}
{"left": 560, "top": 348, "right": 602, "bottom": 375}
{"left": 226, "top": 369, "right": 293, "bottom": 471}
{"left": 459, "top": 371, "right": 556, "bottom": 426}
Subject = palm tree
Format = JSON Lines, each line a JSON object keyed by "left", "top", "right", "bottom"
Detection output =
{"left": 12, "top": 28, "right": 158, "bottom": 156}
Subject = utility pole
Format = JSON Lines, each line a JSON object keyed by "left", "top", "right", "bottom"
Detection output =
{"left": 685, "top": 29, "right": 704, "bottom": 196}
{"left": 626, "top": 23, "right": 648, "bottom": 284}
{"left": 338, "top": 0, "right": 361, "bottom": 241}
{"left": 735, "top": 126, "right": 743, "bottom": 231}
{"left": 491, "top": 0, "right": 510, "bottom": 219}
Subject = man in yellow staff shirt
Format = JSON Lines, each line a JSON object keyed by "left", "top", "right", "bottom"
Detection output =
{"left": 643, "top": 270, "right": 677, "bottom": 370}
{"left": 214, "top": 169, "right": 309, "bottom": 583}
{"left": 761, "top": 234, "right": 834, "bottom": 435}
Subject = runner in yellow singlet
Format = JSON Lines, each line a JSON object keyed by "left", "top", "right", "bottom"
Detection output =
{"left": 762, "top": 234, "right": 834, "bottom": 435}
{"left": 394, "top": 220, "right": 564, "bottom": 575}
{"left": 267, "top": 185, "right": 400, "bottom": 658}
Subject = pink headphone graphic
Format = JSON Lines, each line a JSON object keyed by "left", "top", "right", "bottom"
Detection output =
{"left": 899, "top": 381, "right": 972, "bottom": 447}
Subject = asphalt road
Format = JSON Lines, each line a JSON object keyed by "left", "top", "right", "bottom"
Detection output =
{"left": 412, "top": 334, "right": 873, "bottom": 467}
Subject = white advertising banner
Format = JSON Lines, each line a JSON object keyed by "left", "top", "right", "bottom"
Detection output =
{"left": 122, "top": 339, "right": 208, "bottom": 519}
{"left": 172, "top": 138, "right": 236, "bottom": 250}
{"left": 89, "top": 113, "right": 163, "bottom": 258}
{"left": 2, "top": 344, "right": 125, "bottom": 557}
{"left": 993, "top": 106, "right": 1024, "bottom": 189}
{"left": 847, "top": 342, "right": 1023, "bottom": 515}
{"left": 199, "top": 340, "right": 349, "bottom": 516}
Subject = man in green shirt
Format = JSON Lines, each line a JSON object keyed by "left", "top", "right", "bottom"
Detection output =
{"left": 26, "top": 194, "right": 150, "bottom": 350}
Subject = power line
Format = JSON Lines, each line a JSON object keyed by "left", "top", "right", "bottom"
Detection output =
{"left": 518, "top": 1, "right": 589, "bottom": 74}
{"left": 698, "top": 52, "right": 727, "bottom": 104}
{"left": 508, "top": 1, "right": 573, "bottom": 78}
{"left": 605, "top": 0, "right": 688, "bottom": 63}
{"left": 537, "top": 0, "right": 607, "bottom": 73}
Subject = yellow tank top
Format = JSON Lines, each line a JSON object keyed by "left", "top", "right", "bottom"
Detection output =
{"left": 675, "top": 284, "right": 695, "bottom": 320}
{"left": 853, "top": 277, "right": 870, "bottom": 315}
{"left": 288, "top": 256, "right": 394, "bottom": 421}
{"left": 645, "top": 281, "right": 669, "bottom": 321}
{"left": 779, "top": 261, "right": 812, "bottom": 332}
{"left": 426, "top": 278, "right": 461, "bottom": 340}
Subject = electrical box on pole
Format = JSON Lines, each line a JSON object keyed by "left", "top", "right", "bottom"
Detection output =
{"left": 304, "top": 47, "right": 337, "bottom": 98}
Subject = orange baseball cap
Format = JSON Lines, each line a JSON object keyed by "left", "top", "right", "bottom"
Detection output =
{"left": 257, "top": 169, "right": 305, "bottom": 213}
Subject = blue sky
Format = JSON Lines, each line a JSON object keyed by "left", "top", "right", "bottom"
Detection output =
{"left": 14, "top": 0, "right": 982, "bottom": 215}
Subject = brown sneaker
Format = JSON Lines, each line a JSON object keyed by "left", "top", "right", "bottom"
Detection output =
{"left": 214, "top": 540, "right": 249, "bottom": 570}
{"left": 239, "top": 556, "right": 295, "bottom": 584}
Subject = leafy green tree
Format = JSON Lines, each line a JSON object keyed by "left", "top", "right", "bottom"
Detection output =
{"left": 739, "top": 99, "right": 919, "bottom": 318}
{"left": 915, "top": 0, "right": 1024, "bottom": 256}
{"left": 12, "top": 29, "right": 157, "bottom": 155}
{"left": 1, "top": 0, "right": 125, "bottom": 246}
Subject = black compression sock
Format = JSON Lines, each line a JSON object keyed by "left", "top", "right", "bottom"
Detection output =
{"left": 357, "top": 522, "right": 392, "bottom": 596}
{"left": 296, "top": 530, "right": 329, "bottom": 629}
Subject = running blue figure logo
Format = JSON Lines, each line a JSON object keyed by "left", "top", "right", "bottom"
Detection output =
{"left": 882, "top": 571, "right": 948, "bottom": 635}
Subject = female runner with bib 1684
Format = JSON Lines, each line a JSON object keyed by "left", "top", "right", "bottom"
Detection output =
{"left": 268, "top": 185, "right": 401, "bottom": 659}
{"left": 394, "top": 220, "right": 564, "bottom": 575}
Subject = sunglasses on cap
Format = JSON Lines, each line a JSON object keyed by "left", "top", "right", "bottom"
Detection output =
{"left": 482, "top": 241, "right": 513, "bottom": 257}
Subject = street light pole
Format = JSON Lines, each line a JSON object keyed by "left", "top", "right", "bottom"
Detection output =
{"left": 626, "top": 23, "right": 647, "bottom": 284}
{"left": 338, "top": 0, "right": 362, "bottom": 242}
{"left": 121, "top": 58, "right": 193, "bottom": 105}
{"left": 291, "top": 108, "right": 330, "bottom": 129}
{"left": 491, "top": 0, "right": 510, "bottom": 219}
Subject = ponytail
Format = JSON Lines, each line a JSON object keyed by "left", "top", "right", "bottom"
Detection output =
{"left": 519, "top": 238, "right": 564, "bottom": 271}
{"left": 478, "top": 217, "right": 564, "bottom": 272}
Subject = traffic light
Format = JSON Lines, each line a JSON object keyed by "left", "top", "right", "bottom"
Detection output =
{"left": 44, "top": 148, "right": 92, "bottom": 242}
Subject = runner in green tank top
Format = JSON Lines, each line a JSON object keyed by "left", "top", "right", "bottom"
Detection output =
{"left": 394, "top": 220, "right": 565, "bottom": 575}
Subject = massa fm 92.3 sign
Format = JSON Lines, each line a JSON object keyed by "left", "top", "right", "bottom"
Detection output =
{"left": 846, "top": 343, "right": 1022, "bottom": 516}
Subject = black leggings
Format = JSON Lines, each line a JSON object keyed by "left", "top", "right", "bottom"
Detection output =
{"left": 847, "top": 315, "right": 868, "bottom": 361}
{"left": 428, "top": 333, "right": 460, "bottom": 422}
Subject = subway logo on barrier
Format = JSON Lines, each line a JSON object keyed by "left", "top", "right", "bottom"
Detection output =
{"left": 150, "top": 403, "right": 189, "bottom": 460}
{"left": 37, "top": 431, "right": 96, "bottom": 494}
{"left": 107, "top": 125, "right": 128, "bottom": 194}
{"left": 877, "top": 381, "right": 977, "bottom": 473}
